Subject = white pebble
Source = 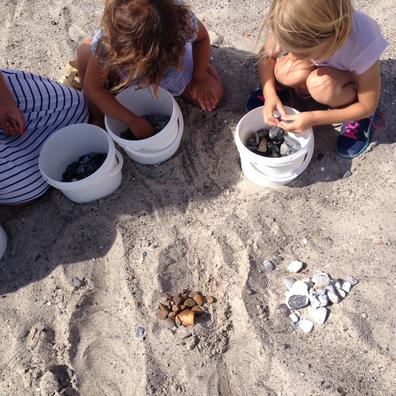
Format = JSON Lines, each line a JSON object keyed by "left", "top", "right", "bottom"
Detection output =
{"left": 289, "top": 312, "right": 300, "bottom": 323}
{"left": 327, "top": 286, "right": 341, "bottom": 304}
{"left": 318, "top": 294, "right": 329, "bottom": 307}
{"left": 283, "top": 278, "right": 296, "bottom": 290}
{"left": 299, "top": 319, "right": 314, "bottom": 333}
{"left": 302, "top": 238, "right": 308, "bottom": 245}
{"left": 309, "top": 293, "right": 321, "bottom": 309}
{"left": 287, "top": 260, "right": 304, "bottom": 273}
{"left": 309, "top": 307, "right": 328, "bottom": 325}
{"left": 341, "top": 281, "right": 352, "bottom": 293}
{"left": 346, "top": 275, "right": 358, "bottom": 286}
{"left": 290, "top": 280, "right": 309, "bottom": 296}
{"left": 312, "top": 272, "right": 331, "bottom": 288}
{"left": 263, "top": 260, "right": 275, "bottom": 272}
{"left": 337, "top": 289, "right": 347, "bottom": 299}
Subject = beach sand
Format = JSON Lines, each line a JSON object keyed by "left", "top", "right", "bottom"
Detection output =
{"left": 0, "top": 0, "right": 395, "bottom": 395}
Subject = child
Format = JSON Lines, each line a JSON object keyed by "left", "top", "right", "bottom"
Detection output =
{"left": 249, "top": 0, "right": 388, "bottom": 158}
{"left": 77, "top": 0, "right": 223, "bottom": 139}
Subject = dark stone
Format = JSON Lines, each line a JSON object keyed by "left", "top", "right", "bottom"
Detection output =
{"left": 62, "top": 152, "right": 106, "bottom": 182}
{"left": 120, "top": 113, "right": 171, "bottom": 141}
{"left": 269, "top": 126, "right": 285, "bottom": 142}
{"left": 256, "top": 129, "right": 269, "bottom": 139}
{"left": 287, "top": 295, "right": 309, "bottom": 309}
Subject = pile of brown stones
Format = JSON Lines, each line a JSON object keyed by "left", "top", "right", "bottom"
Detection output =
{"left": 245, "top": 126, "right": 301, "bottom": 157}
{"left": 156, "top": 289, "right": 217, "bottom": 328}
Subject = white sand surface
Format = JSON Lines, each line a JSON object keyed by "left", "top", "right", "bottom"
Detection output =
{"left": 0, "top": 0, "right": 395, "bottom": 395}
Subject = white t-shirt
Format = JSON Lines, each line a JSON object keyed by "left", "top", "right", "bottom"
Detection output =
{"left": 314, "top": 10, "right": 388, "bottom": 75}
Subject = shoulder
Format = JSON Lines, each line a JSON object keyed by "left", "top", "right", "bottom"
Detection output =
{"left": 350, "top": 10, "right": 384, "bottom": 45}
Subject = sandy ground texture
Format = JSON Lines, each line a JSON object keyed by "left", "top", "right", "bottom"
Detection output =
{"left": 1, "top": 0, "right": 395, "bottom": 395}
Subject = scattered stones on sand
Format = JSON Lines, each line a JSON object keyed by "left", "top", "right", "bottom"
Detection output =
{"left": 263, "top": 259, "right": 275, "bottom": 272}
{"left": 287, "top": 260, "right": 304, "bottom": 273}
{"left": 120, "top": 114, "right": 171, "bottom": 140}
{"left": 62, "top": 152, "right": 106, "bottom": 182}
{"left": 245, "top": 126, "right": 301, "bottom": 158}
{"left": 283, "top": 270, "right": 358, "bottom": 334}
{"left": 156, "top": 290, "right": 217, "bottom": 329}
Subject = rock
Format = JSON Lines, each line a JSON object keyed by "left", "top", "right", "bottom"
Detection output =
{"left": 286, "top": 294, "right": 309, "bottom": 310}
{"left": 346, "top": 275, "right": 358, "bottom": 286}
{"left": 269, "top": 126, "right": 285, "bottom": 141}
{"left": 169, "top": 312, "right": 176, "bottom": 318}
{"left": 173, "top": 295, "right": 183, "bottom": 305}
{"left": 191, "top": 305, "right": 204, "bottom": 314}
{"left": 343, "top": 170, "right": 352, "bottom": 178}
{"left": 184, "top": 298, "right": 196, "bottom": 308}
{"left": 312, "top": 272, "right": 331, "bottom": 289}
{"left": 284, "top": 135, "right": 301, "bottom": 152}
{"left": 309, "top": 306, "right": 328, "bottom": 325}
{"left": 135, "top": 326, "right": 145, "bottom": 340}
{"left": 206, "top": 296, "right": 217, "bottom": 304}
{"left": 318, "top": 294, "right": 329, "bottom": 307}
{"left": 326, "top": 286, "right": 341, "bottom": 304}
{"left": 277, "top": 303, "right": 291, "bottom": 317}
{"left": 337, "top": 289, "right": 347, "bottom": 299}
{"left": 192, "top": 293, "right": 205, "bottom": 306}
{"left": 71, "top": 276, "right": 83, "bottom": 288}
{"left": 290, "top": 280, "right": 309, "bottom": 296}
{"left": 157, "top": 304, "right": 170, "bottom": 320}
{"left": 188, "top": 335, "right": 199, "bottom": 350}
{"left": 175, "top": 317, "right": 182, "bottom": 326}
{"left": 263, "top": 259, "right": 274, "bottom": 272}
{"left": 280, "top": 142, "right": 291, "bottom": 156}
{"left": 287, "top": 260, "right": 304, "bottom": 273}
{"left": 163, "top": 318, "right": 175, "bottom": 329}
{"left": 256, "top": 129, "right": 269, "bottom": 139}
{"left": 283, "top": 277, "right": 296, "bottom": 290}
{"left": 289, "top": 312, "right": 300, "bottom": 323}
{"left": 172, "top": 305, "right": 180, "bottom": 313}
{"left": 257, "top": 138, "right": 268, "bottom": 153}
{"left": 309, "top": 293, "right": 321, "bottom": 309}
{"left": 330, "top": 279, "right": 342, "bottom": 289}
{"left": 341, "top": 281, "right": 352, "bottom": 293}
{"left": 298, "top": 319, "right": 314, "bottom": 333}
{"left": 177, "top": 310, "right": 195, "bottom": 327}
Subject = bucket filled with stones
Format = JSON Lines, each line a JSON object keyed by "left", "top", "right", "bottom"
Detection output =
{"left": 39, "top": 124, "right": 123, "bottom": 203}
{"left": 105, "top": 86, "right": 184, "bottom": 165}
{"left": 235, "top": 106, "right": 314, "bottom": 187}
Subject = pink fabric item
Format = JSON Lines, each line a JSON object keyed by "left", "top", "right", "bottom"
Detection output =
{"left": 313, "top": 10, "right": 388, "bottom": 75}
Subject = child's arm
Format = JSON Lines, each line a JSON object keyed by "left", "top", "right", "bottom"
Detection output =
{"left": 280, "top": 62, "right": 381, "bottom": 132}
{"left": 0, "top": 71, "right": 25, "bottom": 135}
{"left": 258, "top": 35, "right": 287, "bottom": 125}
{"left": 83, "top": 55, "right": 153, "bottom": 139}
{"left": 188, "top": 21, "right": 215, "bottom": 111}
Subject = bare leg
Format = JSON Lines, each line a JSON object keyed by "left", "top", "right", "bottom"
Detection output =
{"left": 306, "top": 67, "right": 356, "bottom": 108}
{"left": 274, "top": 54, "right": 315, "bottom": 96}
{"left": 183, "top": 64, "right": 224, "bottom": 110}
{"left": 77, "top": 38, "right": 105, "bottom": 127}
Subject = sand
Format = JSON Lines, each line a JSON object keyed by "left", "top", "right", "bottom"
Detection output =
{"left": 0, "top": 0, "right": 395, "bottom": 395}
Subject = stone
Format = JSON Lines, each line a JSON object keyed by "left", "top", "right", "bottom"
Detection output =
{"left": 256, "top": 129, "right": 269, "bottom": 139}
{"left": 284, "top": 135, "right": 301, "bottom": 152}
{"left": 337, "top": 289, "right": 347, "bottom": 299}
{"left": 346, "top": 275, "right": 358, "bottom": 286}
{"left": 171, "top": 305, "right": 180, "bottom": 313}
{"left": 343, "top": 170, "right": 352, "bottom": 178}
{"left": 71, "top": 276, "right": 83, "bottom": 288}
{"left": 330, "top": 279, "right": 342, "bottom": 289}
{"left": 280, "top": 142, "right": 291, "bottom": 156}
{"left": 318, "top": 294, "right": 329, "bottom": 307}
{"left": 206, "top": 296, "right": 217, "bottom": 304}
{"left": 290, "top": 280, "right": 309, "bottom": 296}
{"left": 309, "top": 306, "right": 328, "bottom": 325}
{"left": 283, "top": 277, "right": 296, "bottom": 290}
{"left": 173, "top": 295, "right": 183, "bottom": 305}
{"left": 192, "top": 293, "right": 205, "bottom": 306}
{"left": 177, "top": 310, "right": 195, "bottom": 327}
{"left": 257, "top": 138, "right": 268, "bottom": 154}
{"left": 191, "top": 305, "right": 204, "bottom": 314}
{"left": 168, "top": 312, "right": 176, "bottom": 318}
{"left": 184, "top": 298, "right": 196, "bottom": 308}
{"left": 309, "top": 293, "right": 321, "bottom": 309}
{"left": 263, "top": 259, "right": 274, "bottom": 272}
{"left": 135, "top": 326, "right": 145, "bottom": 340}
{"left": 286, "top": 294, "right": 309, "bottom": 310}
{"left": 269, "top": 126, "right": 285, "bottom": 142}
{"left": 341, "top": 281, "right": 352, "bottom": 293}
{"left": 298, "top": 319, "right": 314, "bottom": 333}
{"left": 289, "top": 312, "right": 300, "bottom": 323}
{"left": 287, "top": 260, "right": 304, "bottom": 273}
{"left": 326, "top": 286, "right": 341, "bottom": 304}
{"left": 157, "top": 304, "right": 170, "bottom": 320}
{"left": 312, "top": 272, "right": 331, "bottom": 289}
{"left": 175, "top": 317, "right": 182, "bottom": 326}
{"left": 163, "top": 318, "right": 175, "bottom": 329}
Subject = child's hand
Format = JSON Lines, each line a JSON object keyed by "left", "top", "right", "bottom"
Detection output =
{"left": 128, "top": 116, "right": 154, "bottom": 140}
{"left": 0, "top": 104, "right": 25, "bottom": 135}
{"left": 188, "top": 77, "right": 216, "bottom": 111}
{"left": 263, "top": 94, "right": 287, "bottom": 126}
{"left": 279, "top": 112, "right": 316, "bottom": 133}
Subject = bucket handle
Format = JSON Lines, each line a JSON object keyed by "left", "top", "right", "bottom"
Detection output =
{"left": 106, "top": 149, "right": 124, "bottom": 178}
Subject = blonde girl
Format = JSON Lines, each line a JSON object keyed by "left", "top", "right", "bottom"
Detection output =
{"left": 77, "top": 0, "right": 223, "bottom": 139}
{"left": 250, "top": 0, "right": 388, "bottom": 158}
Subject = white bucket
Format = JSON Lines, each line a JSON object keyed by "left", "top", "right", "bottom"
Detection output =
{"left": 39, "top": 124, "right": 123, "bottom": 203}
{"left": 235, "top": 106, "right": 314, "bottom": 187}
{"left": 0, "top": 225, "right": 7, "bottom": 259}
{"left": 105, "top": 86, "right": 184, "bottom": 165}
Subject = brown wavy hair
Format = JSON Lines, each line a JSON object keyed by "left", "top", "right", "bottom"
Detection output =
{"left": 96, "top": 0, "right": 195, "bottom": 92}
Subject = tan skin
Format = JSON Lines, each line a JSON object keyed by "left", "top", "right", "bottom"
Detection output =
{"left": 78, "top": 20, "right": 223, "bottom": 139}
{"left": 259, "top": 34, "right": 381, "bottom": 133}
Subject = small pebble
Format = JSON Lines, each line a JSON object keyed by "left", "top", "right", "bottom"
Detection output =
{"left": 289, "top": 312, "right": 300, "bottom": 323}
{"left": 287, "top": 294, "right": 309, "bottom": 310}
{"left": 163, "top": 318, "right": 176, "bottom": 329}
{"left": 312, "top": 272, "right": 331, "bottom": 289}
{"left": 290, "top": 280, "right": 309, "bottom": 296}
{"left": 318, "top": 294, "right": 329, "bottom": 307}
{"left": 346, "top": 275, "right": 358, "bottom": 286}
{"left": 309, "top": 306, "right": 328, "bottom": 325}
{"left": 206, "top": 296, "right": 217, "bottom": 304}
{"left": 135, "top": 326, "right": 145, "bottom": 340}
{"left": 341, "top": 281, "right": 352, "bottom": 293}
{"left": 283, "top": 277, "right": 296, "bottom": 290}
{"left": 287, "top": 260, "right": 304, "bottom": 273}
{"left": 337, "top": 289, "right": 347, "bottom": 299}
{"left": 298, "top": 319, "right": 314, "bottom": 333}
{"left": 320, "top": 167, "right": 325, "bottom": 172}
{"left": 263, "top": 259, "right": 275, "bottom": 272}
{"left": 327, "top": 286, "right": 341, "bottom": 304}
{"left": 309, "top": 293, "right": 321, "bottom": 309}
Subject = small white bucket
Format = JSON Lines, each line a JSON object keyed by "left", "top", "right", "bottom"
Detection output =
{"left": 105, "top": 86, "right": 184, "bottom": 165}
{"left": 39, "top": 124, "right": 123, "bottom": 203}
{"left": 0, "top": 225, "right": 7, "bottom": 259}
{"left": 235, "top": 106, "right": 314, "bottom": 187}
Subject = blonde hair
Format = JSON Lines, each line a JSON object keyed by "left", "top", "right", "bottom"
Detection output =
{"left": 262, "top": 0, "right": 353, "bottom": 60}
